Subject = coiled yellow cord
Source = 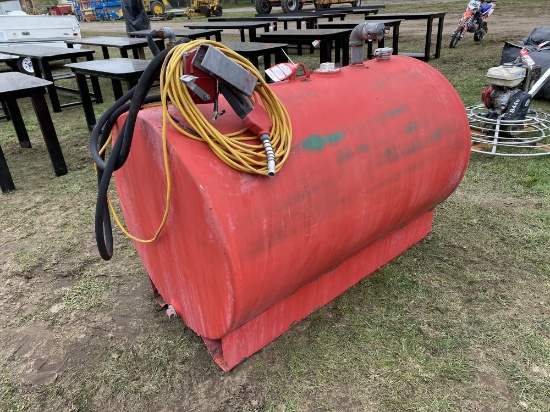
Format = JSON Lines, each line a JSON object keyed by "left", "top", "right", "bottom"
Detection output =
{"left": 101, "top": 40, "right": 292, "bottom": 243}
{"left": 161, "top": 39, "right": 292, "bottom": 175}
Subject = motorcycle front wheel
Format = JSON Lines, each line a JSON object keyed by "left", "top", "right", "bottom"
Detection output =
{"left": 449, "top": 30, "right": 462, "bottom": 48}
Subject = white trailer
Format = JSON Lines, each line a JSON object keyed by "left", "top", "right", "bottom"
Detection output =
{"left": 0, "top": 0, "right": 23, "bottom": 15}
{"left": 0, "top": 12, "right": 81, "bottom": 73}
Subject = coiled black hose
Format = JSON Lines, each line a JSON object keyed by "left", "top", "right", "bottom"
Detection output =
{"left": 90, "top": 47, "right": 170, "bottom": 261}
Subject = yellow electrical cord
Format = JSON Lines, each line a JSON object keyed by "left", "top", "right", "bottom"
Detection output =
{"left": 161, "top": 40, "right": 292, "bottom": 175}
{"left": 99, "top": 40, "right": 292, "bottom": 244}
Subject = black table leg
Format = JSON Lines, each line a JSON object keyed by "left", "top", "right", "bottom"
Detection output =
{"left": 251, "top": 28, "right": 260, "bottom": 42}
{"left": 112, "top": 79, "right": 125, "bottom": 100}
{"left": 128, "top": 79, "right": 139, "bottom": 92}
{"left": 274, "top": 47, "right": 287, "bottom": 64}
{"left": 424, "top": 17, "right": 434, "bottom": 61}
{"left": 392, "top": 24, "right": 400, "bottom": 55}
{"left": 435, "top": 16, "right": 445, "bottom": 58}
{"left": 136, "top": 47, "right": 146, "bottom": 59}
{"left": 320, "top": 39, "right": 331, "bottom": 63}
{"left": 1, "top": 100, "right": 10, "bottom": 121}
{"left": 74, "top": 72, "right": 96, "bottom": 130}
{"left": 334, "top": 39, "right": 341, "bottom": 65}
{"left": 215, "top": 32, "right": 222, "bottom": 42}
{"left": 342, "top": 37, "right": 349, "bottom": 66}
{"left": 86, "top": 55, "right": 103, "bottom": 104}
{"left": 249, "top": 54, "right": 260, "bottom": 70}
{"left": 0, "top": 143, "right": 15, "bottom": 192}
{"left": 239, "top": 29, "right": 246, "bottom": 43}
{"left": 5, "top": 98, "right": 31, "bottom": 148}
{"left": 31, "top": 94, "right": 68, "bottom": 177}
{"left": 263, "top": 52, "right": 272, "bottom": 72}
{"left": 39, "top": 60, "right": 62, "bottom": 113}
{"left": 101, "top": 46, "right": 111, "bottom": 59}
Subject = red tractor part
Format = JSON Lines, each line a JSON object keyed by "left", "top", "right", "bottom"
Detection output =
{"left": 112, "top": 56, "right": 471, "bottom": 371}
{"left": 255, "top": 0, "right": 360, "bottom": 15}
{"left": 48, "top": 4, "right": 73, "bottom": 15}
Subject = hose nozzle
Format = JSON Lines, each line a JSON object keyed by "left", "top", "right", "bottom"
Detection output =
{"left": 260, "top": 134, "right": 276, "bottom": 177}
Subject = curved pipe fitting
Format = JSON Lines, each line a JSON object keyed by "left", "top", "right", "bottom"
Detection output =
{"left": 349, "top": 22, "right": 386, "bottom": 65}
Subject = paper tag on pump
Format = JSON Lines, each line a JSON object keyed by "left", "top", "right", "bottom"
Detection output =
{"left": 265, "top": 62, "right": 297, "bottom": 82}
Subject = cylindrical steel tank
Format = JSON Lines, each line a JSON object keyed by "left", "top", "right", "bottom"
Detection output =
{"left": 113, "top": 56, "right": 471, "bottom": 370}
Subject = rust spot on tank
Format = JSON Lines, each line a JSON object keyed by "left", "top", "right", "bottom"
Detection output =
{"left": 357, "top": 144, "right": 369, "bottom": 152}
{"left": 432, "top": 130, "right": 442, "bottom": 140}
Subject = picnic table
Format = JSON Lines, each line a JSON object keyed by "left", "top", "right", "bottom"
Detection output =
{"left": 128, "top": 28, "right": 223, "bottom": 43}
{"left": 0, "top": 72, "right": 67, "bottom": 192}
{"left": 65, "top": 36, "right": 153, "bottom": 59}
{"left": 359, "top": 12, "right": 447, "bottom": 61}
{"left": 222, "top": 41, "right": 288, "bottom": 77}
{"left": 65, "top": 58, "right": 151, "bottom": 130}
{"left": 0, "top": 45, "right": 102, "bottom": 113}
{"left": 208, "top": 16, "right": 316, "bottom": 31}
{"left": 184, "top": 21, "right": 273, "bottom": 42}
{"left": 260, "top": 28, "right": 351, "bottom": 67}
{"left": 317, "top": 19, "right": 402, "bottom": 60}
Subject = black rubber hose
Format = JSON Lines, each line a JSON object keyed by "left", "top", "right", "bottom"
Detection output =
{"left": 147, "top": 31, "right": 162, "bottom": 57}
{"left": 91, "top": 46, "right": 171, "bottom": 260}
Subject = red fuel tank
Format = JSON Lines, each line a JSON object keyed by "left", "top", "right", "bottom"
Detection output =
{"left": 113, "top": 56, "right": 471, "bottom": 371}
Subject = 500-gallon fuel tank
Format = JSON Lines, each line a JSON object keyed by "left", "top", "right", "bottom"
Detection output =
{"left": 113, "top": 56, "right": 471, "bottom": 371}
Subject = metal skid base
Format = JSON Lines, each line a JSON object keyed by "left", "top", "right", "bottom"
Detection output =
{"left": 201, "top": 211, "right": 434, "bottom": 371}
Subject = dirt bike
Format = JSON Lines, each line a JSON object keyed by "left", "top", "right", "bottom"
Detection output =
{"left": 449, "top": 0, "right": 496, "bottom": 48}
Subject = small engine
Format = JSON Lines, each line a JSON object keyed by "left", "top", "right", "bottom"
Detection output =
{"left": 482, "top": 63, "right": 541, "bottom": 120}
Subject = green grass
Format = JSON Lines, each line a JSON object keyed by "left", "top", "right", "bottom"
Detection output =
{"left": 1, "top": 1, "right": 550, "bottom": 411}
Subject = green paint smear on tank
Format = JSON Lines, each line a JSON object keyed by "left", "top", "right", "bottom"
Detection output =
{"left": 324, "top": 132, "right": 344, "bottom": 144}
{"left": 389, "top": 107, "right": 406, "bottom": 116}
{"left": 302, "top": 132, "right": 344, "bottom": 151}
{"left": 407, "top": 123, "right": 418, "bottom": 133}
